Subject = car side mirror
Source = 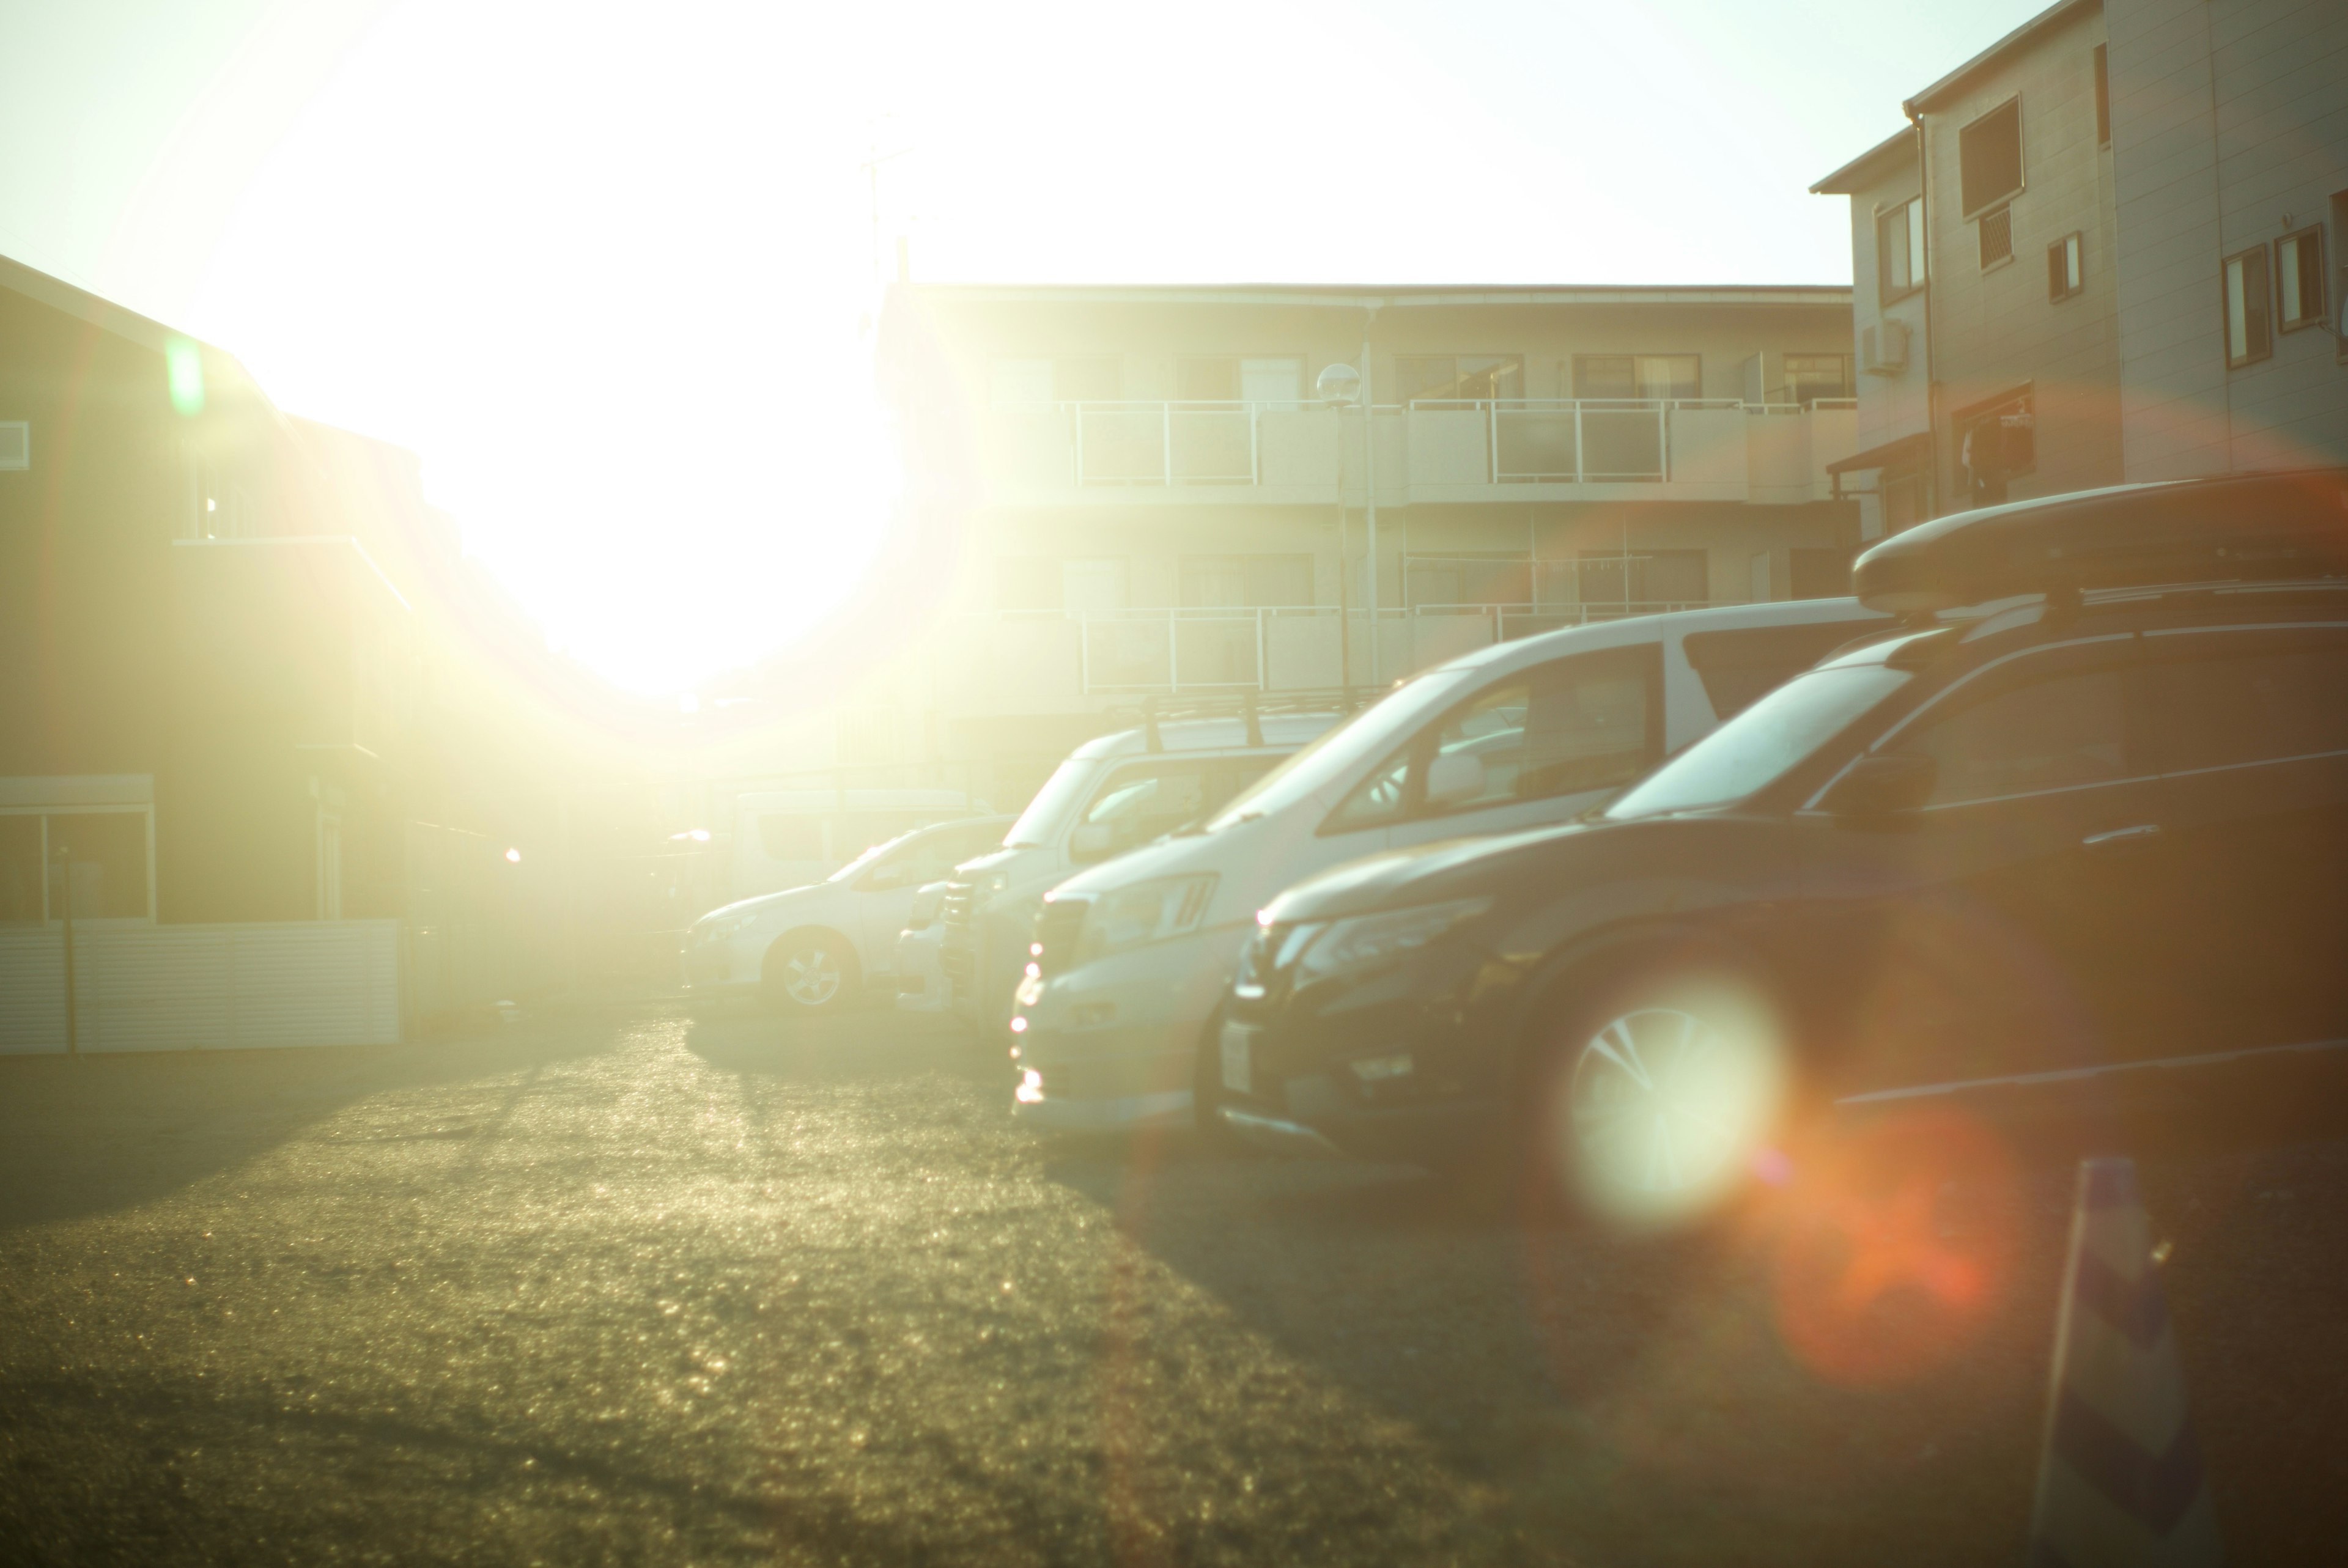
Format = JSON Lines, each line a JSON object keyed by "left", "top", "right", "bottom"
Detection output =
{"left": 1423, "top": 751, "right": 1486, "bottom": 808}
{"left": 1826, "top": 753, "right": 1937, "bottom": 820}
{"left": 1069, "top": 822, "right": 1115, "bottom": 861}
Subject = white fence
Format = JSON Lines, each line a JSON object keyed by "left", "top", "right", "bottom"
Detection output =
{"left": 0, "top": 920, "right": 402, "bottom": 1055}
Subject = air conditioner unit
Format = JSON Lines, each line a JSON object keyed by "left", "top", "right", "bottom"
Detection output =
{"left": 1861, "top": 320, "right": 1910, "bottom": 375}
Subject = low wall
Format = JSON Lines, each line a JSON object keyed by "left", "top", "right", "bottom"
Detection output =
{"left": 0, "top": 920, "right": 402, "bottom": 1055}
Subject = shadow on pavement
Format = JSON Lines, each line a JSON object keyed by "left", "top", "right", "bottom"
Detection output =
{"left": 0, "top": 1001, "right": 646, "bottom": 1233}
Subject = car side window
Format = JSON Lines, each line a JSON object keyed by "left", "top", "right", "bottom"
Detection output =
{"left": 1323, "top": 645, "right": 1661, "bottom": 830}
{"left": 1682, "top": 619, "right": 1873, "bottom": 721}
{"left": 1892, "top": 663, "right": 2136, "bottom": 808}
{"left": 1082, "top": 762, "right": 1211, "bottom": 854}
{"left": 2144, "top": 636, "right": 2348, "bottom": 775}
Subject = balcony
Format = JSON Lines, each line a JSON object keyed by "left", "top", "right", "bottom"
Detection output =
{"left": 939, "top": 600, "right": 1718, "bottom": 707}
{"left": 981, "top": 399, "right": 1859, "bottom": 506}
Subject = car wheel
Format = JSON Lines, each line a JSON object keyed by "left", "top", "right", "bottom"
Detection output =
{"left": 764, "top": 931, "right": 858, "bottom": 1017}
{"left": 1527, "top": 963, "right": 1787, "bottom": 1226}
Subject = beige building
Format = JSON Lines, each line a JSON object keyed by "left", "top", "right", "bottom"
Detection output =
{"left": 873, "top": 283, "right": 1865, "bottom": 798}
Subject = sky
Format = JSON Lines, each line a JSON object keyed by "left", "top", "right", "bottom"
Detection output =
{"left": 0, "top": 0, "right": 2056, "bottom": 694}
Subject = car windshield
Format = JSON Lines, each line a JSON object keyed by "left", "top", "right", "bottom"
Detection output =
{"left": 1605, "top": 662, "right": 1914, "bottom": 818}
{"left": 1202, "top": 669, "right": 1473, "bottom": 830}
{"left": 825, "top": 829, "right": 912, "bottom": 882}
{"left": 1003, "top": 756, "right": 1102, "bottom": 848}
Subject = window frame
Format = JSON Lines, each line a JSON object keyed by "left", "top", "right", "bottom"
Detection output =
{"left": 2276, "top": 226, "right": 2328, "bottom": 334}
{"left": 0, "top": 804, "right": 158, "bottom": 926}
{"left": 1979, "top": 205, "right": 2014, "bottom": 271}
{"left": 2223, "top": 243, "right": 2274, "bottom": 369}
{"left": 1395, "top": 354, "right": 1527, "bottom": 406}
{"left": 1877, "top": 196, "right": 1927, "bottom": 303}
{"left": 1957, "top": 95, "right": 2026, "bottom": 221}
{"left": 1570, "top": 353, "right": 1703, "bottom": 402}
{"left": 2048, "top": 232, "right": 2084, "bottom": 303}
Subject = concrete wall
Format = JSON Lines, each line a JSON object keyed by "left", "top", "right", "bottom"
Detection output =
{"left": 2108, "top": 0, "right": 2348, "bottom": 479}
{"left": 1917, "top": 2, "right": 2125, "bottom": 504}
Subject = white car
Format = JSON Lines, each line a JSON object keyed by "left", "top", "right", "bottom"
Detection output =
{"left": 937, "top": 710, "right": 1346, "bottom": 1036}
{"left": 893, "top": 881, "right": 952, "bottom": 1013}
{"left": 1009, "top": 599, "right": 1888, "bottom": 1133}
{"left": 727, "top": 788, "right": 991, "bottom": 900}
{"left": 685, "top": 815, "right": 1013, "bottom": 1017}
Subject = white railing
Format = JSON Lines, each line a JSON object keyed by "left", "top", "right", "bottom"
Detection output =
{"left": 1004, "top": 397, "right": 1851, "bottom": 489}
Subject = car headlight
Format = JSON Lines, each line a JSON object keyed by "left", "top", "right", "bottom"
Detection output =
{"left": 1291, "top": 897, "right": 1491, "bottom": 985}
{"left": 973, "top": 869, "right": 1012, "bottom": 899}
{"left": 694, "top": 911, "right": 758, "bottom": 944}
{"left": 1076, "top": 874, "right": 1219, "bottom": 963}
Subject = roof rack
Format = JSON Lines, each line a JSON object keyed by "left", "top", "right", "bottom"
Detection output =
{"left": 1101, "top": 688, "right": 1370, "bottom": 753}
{"left": 1853, "top": 469, "right": 2348, "bottom": 616}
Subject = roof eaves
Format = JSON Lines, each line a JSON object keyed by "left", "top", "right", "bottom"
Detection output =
{"left": 1809, "top": 127, "right": 1918, "bottom": 195}
{"left": 910, "top": 282, "right": 1853, "bottom": 309}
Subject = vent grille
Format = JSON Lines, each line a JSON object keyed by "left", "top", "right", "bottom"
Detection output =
{"left": 0, "top": 422, "right": 26, "bottom": 471}
{"left": 1979, "top": 206, "right": 2013, "bottom": 270}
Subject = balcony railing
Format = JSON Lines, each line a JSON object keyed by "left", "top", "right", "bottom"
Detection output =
{"left": 991, "top": 397, "right": 1858, "bottom": 497}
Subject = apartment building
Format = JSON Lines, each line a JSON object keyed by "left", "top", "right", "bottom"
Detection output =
{"left": 2106, "top": 0, "right": 2348, "bottom": 479}
{"left": 1813, "top": 0, "right": 2344, "bottom": 527}
{"left": 879, "top": 283, "right": 1863, "bottom": 800}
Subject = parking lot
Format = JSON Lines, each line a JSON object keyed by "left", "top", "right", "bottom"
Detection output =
{"left": 3, "top": 1002, "right": 2346, "bottom": 1566}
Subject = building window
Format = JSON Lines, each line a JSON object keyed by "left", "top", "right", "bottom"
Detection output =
{"left": 0, "top": 421, "right": 26, "bottom": 471}
{"left": 1878, "top": 196, "right": 1927, "bottom": 300}
{"left": 1179, "top": 554, "right": 1313, "bottom": 608}
{"left": 1955, "top": 388, "right": 2035, "bottom": 507}
{"left": 2048, "top": 232, "right": 2084, "bottom": 301}
{"left": 1959, "top": 97, "right": 2024, "bottom": 218}
{"left": 1575, "top": 548, "right": 1708, "bottom": 607}
{"left": 2276, "top": 227, "right": 2327, "bottom": 333}
{"left": 2224, "top": 245, "right": 2273, "bottom": 368}
{"left": 1176, "top": 359, "right": 1239, "bottom": 402}
{"left": 1782, "top": 355, "right": 1854, "bottom": 403}
{"left": 1396, "top": 355, "right": 1524, "bottom": 404}
{"left": 0, "top": 806, "right": 153, "bottom": 922}
{"left": 2093, "top": 45, "right": 2110, "bottom": 147}
{"left": 1979, "top": 205, "right": 2014, "bottom": 270}
{"left": 1571, "top": 355, "right": 1701, "bottom": 402}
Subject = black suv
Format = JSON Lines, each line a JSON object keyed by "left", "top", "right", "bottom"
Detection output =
{"left": 1216, "top": 471, "right": 2348, "bottom": 1221}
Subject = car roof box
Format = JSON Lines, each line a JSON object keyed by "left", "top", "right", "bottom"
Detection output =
{"left": 1852, "top": 468, "right": 2348, "bottom": 615}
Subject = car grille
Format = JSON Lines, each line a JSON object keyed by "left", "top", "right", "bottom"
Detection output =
{"left": 1031, "top": 896, "right": 1089, "bottom": 980}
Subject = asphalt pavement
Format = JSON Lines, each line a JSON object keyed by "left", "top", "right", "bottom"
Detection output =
{"left": 3, "top": 1001, "right": 2344, "bottom": 1567}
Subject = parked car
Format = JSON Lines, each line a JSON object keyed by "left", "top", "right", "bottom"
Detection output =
{"left": 687, "top": 815, "right": 1013, "bottom": 1017}
{"left": 727, "top": 789, "right": 991, "bottom": 900}
{"left": 939, "top": 705, "right": 1348, "bottom": 1036}
{"left": 1213, "top": 471, "right": 2348, "bottom": 1224}
{"left": 893, "top": 880, "right": 953, "bottom": 1013}
{"left": 1010, "top": 597, "right": 1889, "bottom": 1133}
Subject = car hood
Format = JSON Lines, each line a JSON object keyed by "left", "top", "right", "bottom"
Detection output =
{"left": 701, "top": 882, "right": 832, "bottom": 923}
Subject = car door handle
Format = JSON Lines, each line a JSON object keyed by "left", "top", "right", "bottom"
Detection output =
{"left": 2081, "top": 823, "right": 2163, "bottom": 850}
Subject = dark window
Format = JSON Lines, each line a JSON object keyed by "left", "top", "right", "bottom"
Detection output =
{"left": 1896, "top": 666, "right": 2136, "bottom": 807}
{"left": 1396, "top": 355, "right": 1524, "bottom": 403}
{"left": 1179, "top": 554, "right": 1313, "bottom": 608}
{"left": 0, "top": 816, "right": 40, "bottom": 923}
{"left": 1176, "top": 358, "right": 1240, "bottom": 401}
{"left": 2277, "top": 228, "right": 2327, "bottom": 333}
{"left": 1956, "top": 388, "right": 2035, "bottom": 506}
{"left": 1577, "top": 548, "right": 1708, "bottom": 606}
{"left": 1959, "top": 97, "right": 2024, "bottom": 217}
{"left": 1682, "top": 617, "right": 1868, "bottom": 722}
{"left": 1784, "top": 355, "right": 1853, "bottom": 403}
{"left": 1879, "top": 196, "right": 1927, "bottom": 299}
{"left": 2146, "top": 639, "right": 2348, "bottom": 775}
{"left": 2224, "top": 246, "right": 2273, "bottom": 367}
{"left": 2093, "top": 45, "right": 2110, "bottom": 146}
{"left": 2048, "top": 232, "right": 2084, "bottom": 301}
{"left": 1326, "top": 646, "right": 1663, "bottom": 828}
{"left": 1572, "top": 355, "right": 1702, "bottom": 401}
{"left": 1979, "top": 205, "right": 2013, "bottom": 269}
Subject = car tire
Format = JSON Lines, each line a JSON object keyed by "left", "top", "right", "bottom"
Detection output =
{"left": 1520, "top": 955, "right": 1789, "bottom": 1228}
{"left": 762, "top": 930, "right": 859, "bottom": 1018}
